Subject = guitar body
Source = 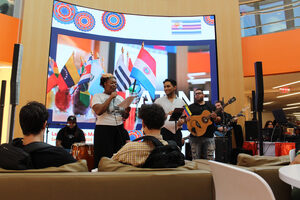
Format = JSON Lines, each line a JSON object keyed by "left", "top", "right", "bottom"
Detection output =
{"left": 187, "top": 110, "right": 212, "bottom": 137}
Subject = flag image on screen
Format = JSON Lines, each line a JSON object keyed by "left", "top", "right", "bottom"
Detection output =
{"left": 47, "top": 58, "right": 58, "bottom": 93}
{"left": 171, "top": 19, "right": 202, "bottom": 35}
{"left": 57, "top": 53, "right": 80, "bottom": 91}
{"left": 114, "top": 53, "right": 132, "bottom": 92}
{"left": 130, "top": 47, "right": 156, "bottom": 99}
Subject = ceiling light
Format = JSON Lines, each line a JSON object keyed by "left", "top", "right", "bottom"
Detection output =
{"left": 263, "top": 101, "right": 274, "bottom": 105}
{"left": 293, "top": 112, "right": 300, "bottom": 115}
{"left": 277, "top": 92, "right": 300, "bottom": 98}
{"left": 287, "top": 102, "right": 300, "bottom": 106}
{"left": 282, "top": 106, "right": 300, "bottom": 110}
{"left": 272, "top": 80, "right": 300, "bottom": 89}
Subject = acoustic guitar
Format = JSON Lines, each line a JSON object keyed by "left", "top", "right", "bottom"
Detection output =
{"left": 187, "top": 97, "right": 236, "bottom": 137}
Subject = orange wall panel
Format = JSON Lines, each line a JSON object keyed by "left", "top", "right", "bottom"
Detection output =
{"left": 0, "top": 13, "right": 20, "bottom": 63}
{"left": 188, "top": 51, "right": 210, "bottom": 73}
{"left": 242, "top": 28, "right": 300, "bottom": 77}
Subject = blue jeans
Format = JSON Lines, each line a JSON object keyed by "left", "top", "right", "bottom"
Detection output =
{"left": 189, "top": 137, "right": 215, "bottom": 160}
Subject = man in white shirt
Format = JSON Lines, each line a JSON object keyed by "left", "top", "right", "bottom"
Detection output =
{"left": 155, "top": 79, "right": 185, "bottom": 148}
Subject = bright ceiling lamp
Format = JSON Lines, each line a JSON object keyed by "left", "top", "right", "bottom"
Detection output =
{"left": 282, "top": 106, "right": 300, "bottom": 110}
{"left": 263, "top": 101, "right": 274, "bottom": 105}
{"left": 287, "top": 102, "right": 300, "bottom": 106}
{"left": 272, "top": 80, "right": 300, "bottom": 89}
{"left": 277, "top": 92, "right": 300, "bottom": 98}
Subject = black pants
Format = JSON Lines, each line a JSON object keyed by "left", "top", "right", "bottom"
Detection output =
{"left": 160, "top": 128, "right": 183, "bottom": 149}
{"left": 94, "top": 124, "right": 129, "bottom": 168}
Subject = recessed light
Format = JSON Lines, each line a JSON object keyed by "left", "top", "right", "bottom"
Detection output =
{"left": 282, "top": 106, "right": 300, "bottom": 110}
{"left": 287, "top": 102, "right": 300, "bottom": 106}
{"left": 272, "top": 80, "right": 300, "bottom": 89}
{"left": 263, "top": 101, "right": 274, "bottom": 105}
{"left": 277, "top": 92, "right": 300, "bottom": 98}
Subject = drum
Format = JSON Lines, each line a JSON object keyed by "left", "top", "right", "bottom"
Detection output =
{"left": 71, "top": 143, "right": 94, "bottom": 171}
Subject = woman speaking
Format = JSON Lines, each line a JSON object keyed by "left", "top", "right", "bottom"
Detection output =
{"left": 91, "top": 73, "right": 130, "bottom": 168}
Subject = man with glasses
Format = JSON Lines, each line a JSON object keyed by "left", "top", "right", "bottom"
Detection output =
{"left": 188, "top": 89, "right": 217, "bottom": 160}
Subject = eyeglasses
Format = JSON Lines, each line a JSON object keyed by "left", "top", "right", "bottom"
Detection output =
{"left": 195, "top": 92, "right": 203, "bottom": 95}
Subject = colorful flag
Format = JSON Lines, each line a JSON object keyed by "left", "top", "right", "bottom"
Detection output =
{"left": 128, "top": 56, "right": 133, "bottom": 71}
{"left": 183, "top": 104, "right": 192, "bottom": 117}
{"left": 88, "top": 59, "right": 105, "bottom": 95}
{"left": 57, "top": 53, "right": 80, "bottom": 91}
{"left": 171, "top": 19, "right": 202, "bottom": 35}
{"left": 114, "top": 53, "right": 133, "bottom": 92}
{"left": 130, "top": 47, "right": 156, "bottom": 99}
{"left": 78, "top": 59, "right": 92, "bottom": 90}
{"left": 47, "top": 58, "right": 58, "bottom": 93}
{"left": 79, "top": 90, "right": 90, "bottom": 107}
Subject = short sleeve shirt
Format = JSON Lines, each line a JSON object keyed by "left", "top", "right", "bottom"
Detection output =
{"left": 155, "top": 96, "right": 185, "bottom": 133}
{"left": 91, "top": 93, "right": 124, "bottom": 126}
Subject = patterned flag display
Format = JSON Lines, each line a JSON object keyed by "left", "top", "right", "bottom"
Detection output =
{"left": 57, "top": 53, "right": 80, "bottom": 91}
{"left": 114, "top": 53, "right": 132, "bottom": 92}
{"left": 47, "top": 58, "right": 58, "bottom": 93}
{"left": 171, "top": 19, "right": 202, "bottom": 35}
{"left": 130, "top": 47, "right": 156, "bottom": 99}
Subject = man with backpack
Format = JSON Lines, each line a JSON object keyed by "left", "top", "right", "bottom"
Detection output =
{"left": 112, "top": 103, "right": 185, "bottom": 168}
{"left": 0, "top": 101, "right": 76, "bottom": 170}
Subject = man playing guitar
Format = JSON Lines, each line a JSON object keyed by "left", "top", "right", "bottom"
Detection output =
{"left": 188, "top": 89, "right": 217, "bottom": 160}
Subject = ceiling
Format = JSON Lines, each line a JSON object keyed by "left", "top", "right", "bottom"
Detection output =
{"left": 244, "top": 71, "right": 300, "bottom": 122}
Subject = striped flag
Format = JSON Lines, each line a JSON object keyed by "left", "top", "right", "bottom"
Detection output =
{"left": 183, "top": 104, "right": 192, "bottom": 117}
{"left": 130, "top": 47, "right": 156, "bottom": 99}
{"left": 88, "top": 59, "right": 105, "bottom": 95}
{"left": 114, "top": 53, "right": 132, "bottom": 92}
{"left": 171, "top": 19, "right": 202, "bottom": 35}
{"left": 78, "top": 59, "right": 92, "bottom": 91}
{"left": 57, "top": 53, "right": 80, "bottom": 91}
{"left": 46, "top": 58, "right": 58, "bottom": 93}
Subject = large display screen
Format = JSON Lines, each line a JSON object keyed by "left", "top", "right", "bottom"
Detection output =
{"left": 45, "top": 1, "right": 218, "bottom": 145}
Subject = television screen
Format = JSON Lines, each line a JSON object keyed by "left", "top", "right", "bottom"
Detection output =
{"left": 45, "top": 1, "right": 218, "bottom": 145}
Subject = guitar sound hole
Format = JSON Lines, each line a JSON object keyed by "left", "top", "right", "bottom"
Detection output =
{"left": 202, "top": 117, "right": 208, "bottom": 123}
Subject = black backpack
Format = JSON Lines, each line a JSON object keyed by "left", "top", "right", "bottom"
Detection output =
{"left": 134, "top": 136, "right": 185, "bottom": 168}
{"left": 0, "top": 142, "right": 52, "bottom": 170}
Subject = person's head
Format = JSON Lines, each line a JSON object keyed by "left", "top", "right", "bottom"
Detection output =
{"left": 67, "top": 115, "right": 77, "bottom": 129}
{"left": 194, "top": 88, "right": 204, "bottom": 103}
{"left": 215, "top": 100, "right": 224, "bottom": 111}
{"left": 100, "top": 73, "right": 117, "bottom": 94}
{"left": 163, "top": 79, "right": 177, "bottom": 97}
{"left": 19, "top": 101, "right": 49, "bottom": 136}
{"left": 264, "top": 120, "right": 274, "bottom": 129}
{"left": 138, "top": 104, "right": 166, "bottom": 132}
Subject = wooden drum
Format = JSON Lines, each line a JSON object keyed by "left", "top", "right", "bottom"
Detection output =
{"left": 71, "top": 143, "right": 94, "bottom": 171}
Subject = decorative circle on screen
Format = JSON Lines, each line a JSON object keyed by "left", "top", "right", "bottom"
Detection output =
{"left": 53, "top": 2, "right": 77, "bottom": 24}
{"left": 102, "top": 12, "right": 126, "bottom": 32}
{"left": 128, "top": 130, "right": 144, "bottom": 141}
{"left": 203, "top": 16, "right": 214, "bottom": 25}
{"left": 74, "top": 11, "right": 96, "bottom": 32}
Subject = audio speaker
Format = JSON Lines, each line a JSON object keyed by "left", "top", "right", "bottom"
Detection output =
{"left": 10, "top": 44, "right": 23, "bottom": 105}
{"left": 251, "top": 90, "right": 257, "bottom": 120}
{"left": 245, "top": 120, "right": 258, "bottom": 141}
{"left": 254, "top": 62, "right": 264, "bottom": 112}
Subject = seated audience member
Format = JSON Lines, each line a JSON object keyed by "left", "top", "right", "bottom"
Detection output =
{"left": 112, "top": 103, "right": 167, "bottom": 167}
{"left": 56, "top": 115, "right": 85, "bottom": 151}
{"left": 12, "top": 101, "right": 76, "bottom": 169}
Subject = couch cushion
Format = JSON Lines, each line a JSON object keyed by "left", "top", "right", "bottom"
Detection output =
{"left": 0, "top": 160, "right": 88, "bottom": 173}
{"left": 237, "top": 153, "right": 290, "bottom": 167}
{"left": 98, "top": 157, "right": 199, "bottom": 172}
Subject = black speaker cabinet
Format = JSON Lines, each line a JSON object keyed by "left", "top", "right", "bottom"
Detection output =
{"left": 245, "top": 120, "right": 258, "bottom": 141}
{"left": 254, "top": 62, "right": 264, "bottom": 112}
{"left": 10, "top": 44, "right": 23, "bottom": 105}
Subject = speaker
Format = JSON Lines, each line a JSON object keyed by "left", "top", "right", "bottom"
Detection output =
{"left": 251, "top": 90, "right": 257, "bottom": 120}
{"left": 10, "top": 44, "right": 23, "bottom": 105}
{"left": 215, "top": 137, "right": 231, "bottom": 163}
{"left": 245, "top": 120, "right": 258, "bottom": 141}
{"left": 254, "top": 62, "right": 264, "bottom": 112}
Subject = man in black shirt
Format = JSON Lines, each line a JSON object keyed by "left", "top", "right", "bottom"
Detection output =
{"left": 188, "top": 89, "right": 217, "bottom": 160}
{"left": 56, "top": 115, "right": 86, "bottom": 151}
{"left": 13, "top": 101, "right": 76, "bottom": 169}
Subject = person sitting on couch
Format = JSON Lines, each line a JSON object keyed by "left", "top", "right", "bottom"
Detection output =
{"left": 11, "top": 101, "right": 77, "bottom": 169}
{"left": 112, "top": 103, "right": 168, "bottom": 167}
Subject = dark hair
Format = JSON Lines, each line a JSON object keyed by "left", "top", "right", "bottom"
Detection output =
{"left": 264, "top": 120, "right": 273, "bottom": 129}
{"left": 100, "top": 74, "right": 115, "bottom": 87}
{"left": 67, "top": 115, "right": 76, "bottom": 123}
{"left": 215, "top": 100, "right": 224, "bottom": 106}
{"left": 138, "top": 104, "right": 166, "bottom": 130}
{"left": 19, "top": 101, "right": 49, "bottom": 136}
{"left": 163, "top": 79, "right": 177, "bottom": 87}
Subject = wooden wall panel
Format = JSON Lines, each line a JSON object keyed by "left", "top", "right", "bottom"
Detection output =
{"left": 15, "top": 0, "right": 244, "bottom": 138}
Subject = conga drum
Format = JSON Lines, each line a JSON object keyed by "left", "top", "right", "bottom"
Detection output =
{"left": 71, "top": 143, "right": 94, "bottom": 171}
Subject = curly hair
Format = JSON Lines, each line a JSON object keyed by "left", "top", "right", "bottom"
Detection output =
{"left": 138, "top": 104, "right": 166, "bottom": 130}
{"left": 163, "top": 79, "right": 177, "bottom": 87}
{"left": 100, "top": 73, "right": 115, "bottom": 87}
{"left": 19, "top": 101, "right": 49, "bottom": 135}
